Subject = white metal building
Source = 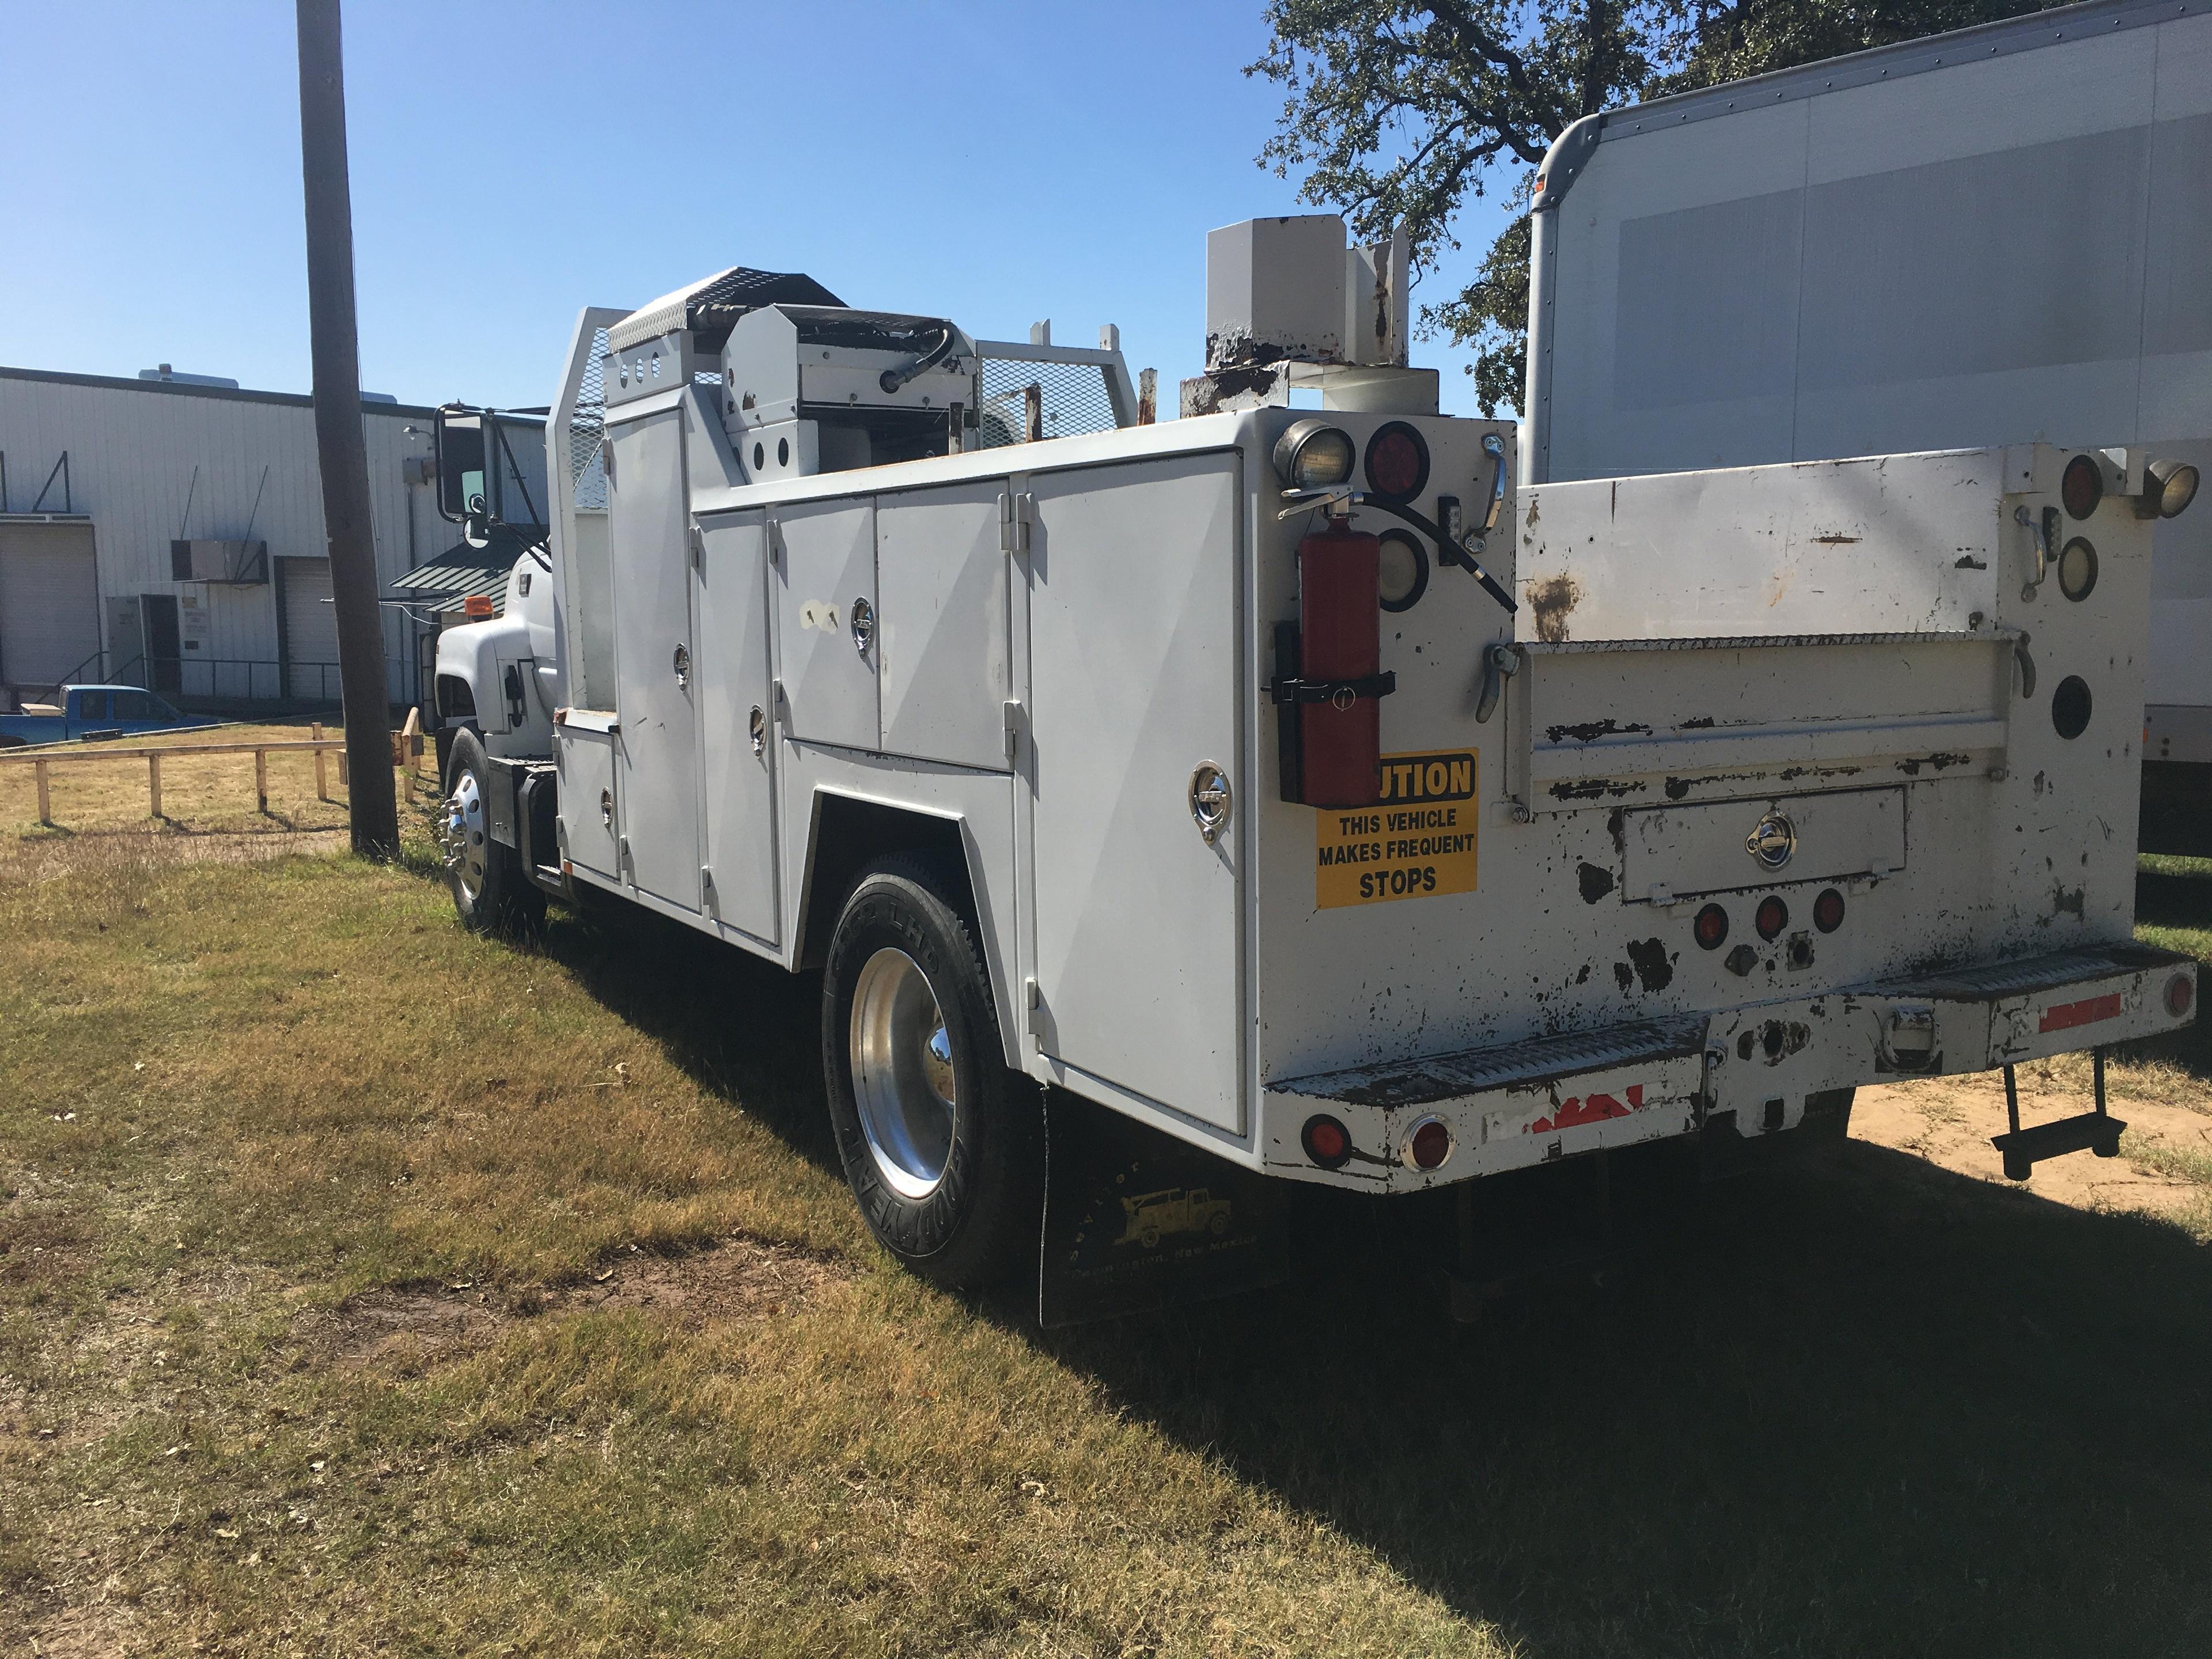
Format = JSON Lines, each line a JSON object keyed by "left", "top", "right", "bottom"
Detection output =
{"left": 0, "top": 365, "right": 460, "bottom": 709}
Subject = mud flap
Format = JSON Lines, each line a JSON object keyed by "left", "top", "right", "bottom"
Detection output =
{"left": 1037, "top": 1088, "right": 1289, "bottom": 1328}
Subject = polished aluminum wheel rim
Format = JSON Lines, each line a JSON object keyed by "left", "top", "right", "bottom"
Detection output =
{"left": 849, "top": 946, "right": 957, "bottom": 1199}
{"left": 442, "top": 769, "right": 488, "bottom": 903}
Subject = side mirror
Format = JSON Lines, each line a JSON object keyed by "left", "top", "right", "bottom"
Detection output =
{"left": 434, "top": 406, "right": 488, "bottom": 524}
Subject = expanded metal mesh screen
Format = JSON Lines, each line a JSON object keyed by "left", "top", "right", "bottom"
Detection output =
{"left": 978, "top": 357, "right": 1119, "bottom": 448}
{"left": 569, "top": 329, "right": 609, "bottom": 511}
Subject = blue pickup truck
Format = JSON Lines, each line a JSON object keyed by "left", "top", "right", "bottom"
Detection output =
{"left": 0, "top": 685, "right": 215, "bottom": 748}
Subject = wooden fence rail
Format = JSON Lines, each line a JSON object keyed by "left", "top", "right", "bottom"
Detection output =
{"left": 2, "top": 723, "right": 434, "bottom": 827}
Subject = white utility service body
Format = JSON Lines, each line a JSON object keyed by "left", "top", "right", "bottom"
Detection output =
{"left": 435, "top": 237, "right": 2194, "bottom": 1244}
{"left": 1522, "top": 0, "right": 2212, "bottom": 852}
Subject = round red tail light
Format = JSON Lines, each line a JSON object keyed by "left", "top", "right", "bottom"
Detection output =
{"left": 1755, "top": 896, "right": 1789, "bottom": 941}
{"left": 1302, "top": 1114, "right": 1352, "bottom": 1169}
{"left": 1694, "top": 903, "right": 1729, "bottom": 950}
{"left": 1363, "top": 421, "right": 1431, "bottom": 503}
{"left": 2168, "top": 973, "right": 2195, "bottom": 1019}
{"left": 2062, "top": 452, "right": 2104, "bottom": 520}
{"left": 1813, "top": 888, "right": 1845, "bottom": 933}
{"left": 1404, "top": 1116, "right": 1453, "bottom": 1171}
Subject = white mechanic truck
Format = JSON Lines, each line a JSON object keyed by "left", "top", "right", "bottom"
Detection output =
{"left": 425, "top": 220, "right": 2198, "bottom": 1297}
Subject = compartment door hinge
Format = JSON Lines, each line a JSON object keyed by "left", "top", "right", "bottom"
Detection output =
{"left": 999, "top": 491, "right": 1032, "bottom": 558}
{"left": 1003, "top": 699, "right": 1025, "bottom": 762}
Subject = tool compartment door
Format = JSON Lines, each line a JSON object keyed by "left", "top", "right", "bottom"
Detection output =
{"left": 695, "top": 511, "right": 779, "bottom": 946}
{"left": 774, "top": 498, "right": 879, "bottom": 752}
{"left": 1027, "top": 452, "right": 1245, "bottom": 1132}
{"left": 606, "top": 408, "right": 700, "bottom": 910}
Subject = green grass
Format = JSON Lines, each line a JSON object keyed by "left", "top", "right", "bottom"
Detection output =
{"left": 3, "top": 832, "right": 2212, "bottom": 1654}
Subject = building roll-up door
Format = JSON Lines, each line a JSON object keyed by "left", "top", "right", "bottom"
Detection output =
{"left": 0, "top": 521, "right": 101, "bottom": 694}
{"left": 280, "top": 556, "right": 340, "bottom": 702}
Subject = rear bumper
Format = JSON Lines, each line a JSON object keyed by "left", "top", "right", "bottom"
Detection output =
{"left": 1264, "top": 944, "right": 2197, "bottom": 1190}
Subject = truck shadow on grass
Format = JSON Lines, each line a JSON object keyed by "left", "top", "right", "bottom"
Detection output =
{"left": 1039, "top": 1146, "right": 2212, "bottom": 1657}
{"left": 527, "top": 898, "right": 844, "bottom": 1175}
{"left": 520, "top": 869, "right": 2212, "bottom": 1656}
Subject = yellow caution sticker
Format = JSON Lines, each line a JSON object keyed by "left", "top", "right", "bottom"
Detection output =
{"left": 1315, "top": 750, "right": 1479, "bottom": 908}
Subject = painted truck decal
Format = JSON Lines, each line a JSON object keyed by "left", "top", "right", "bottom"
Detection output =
{"left": 1528, "top": 1084, "right": 1646, "bottom": 1134}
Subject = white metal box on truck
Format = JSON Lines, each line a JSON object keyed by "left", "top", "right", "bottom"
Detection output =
{"left": 1522, "top": 0, "right": 2212, "bottom": 851}
{"left": 425, "top": 225, "right": 2196, "bottom": 1317}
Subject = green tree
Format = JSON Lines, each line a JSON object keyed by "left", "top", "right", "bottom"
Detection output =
{"left": 1251, "top": 0, "right": 2058, "bottom": 413}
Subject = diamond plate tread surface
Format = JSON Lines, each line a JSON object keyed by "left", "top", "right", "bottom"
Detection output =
{"left": 1882, "top": 943, "right": 2190, "bottom": 1001}
{"left": 1277, "top": 1016, "right": 1710, "bottom": 1110}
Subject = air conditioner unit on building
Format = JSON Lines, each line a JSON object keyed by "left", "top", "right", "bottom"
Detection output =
{"left": 169, "top": 539, "right": 269, "bottom": 584}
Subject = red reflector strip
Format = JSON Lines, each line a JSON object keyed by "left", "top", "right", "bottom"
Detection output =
{"left": 2039, "top": 992, "right": 2124, "bottom": 1034}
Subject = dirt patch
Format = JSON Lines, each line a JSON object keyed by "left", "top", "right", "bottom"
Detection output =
{"left": 1856, "top": 1071, "right": 2212, "bottom": 1223}
{"left": 297, "top": 1236, "right": 849, "bottom": 1372}
{"left": 1524, "top": 573, "right": 1581, "bottom": 644}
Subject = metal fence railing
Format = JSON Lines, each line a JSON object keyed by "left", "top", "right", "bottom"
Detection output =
{"left": 114, "top": 656, "right": 345, "bottom": 709}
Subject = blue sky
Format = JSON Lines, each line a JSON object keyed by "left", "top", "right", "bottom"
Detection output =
{"left": 0, "top": 1, "right": 1518, "bottom": 415}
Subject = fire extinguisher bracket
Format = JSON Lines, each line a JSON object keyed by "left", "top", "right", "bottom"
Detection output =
{"left": 1268, "top": 671, "right": 1398, "bottom": 709}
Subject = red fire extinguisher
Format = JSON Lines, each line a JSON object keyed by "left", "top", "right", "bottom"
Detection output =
{"left": 1273, "top": 516, "right": 1395, "bottom": 808}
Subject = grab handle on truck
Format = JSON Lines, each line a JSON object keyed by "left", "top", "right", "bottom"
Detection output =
{"left": 1479, "top": 432, "right": 1508, "bottom": 535}
{"left": 2013, "top": 503, "right": 2055, "bottom": 600}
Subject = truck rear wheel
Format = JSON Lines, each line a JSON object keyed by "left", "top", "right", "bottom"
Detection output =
{"left": 441, "top": 728, "right": 543, "bottom": 936}
{"left": 821, "top": 857, "right": 1041, "bottom": 1290}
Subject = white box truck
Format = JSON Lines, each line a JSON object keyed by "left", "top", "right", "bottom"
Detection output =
{"left": 422, "top": 222, "right": 2196, "bottom": 1304}
{"left": 1522, "top": 0, "right": 2212, "bottom": 853}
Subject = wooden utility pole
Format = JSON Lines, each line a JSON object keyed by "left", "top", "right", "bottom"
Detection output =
{"left": 296, "top": 0, "right": 399, "bottom": 858}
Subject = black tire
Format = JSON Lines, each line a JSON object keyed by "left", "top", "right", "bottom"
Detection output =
{"left": 442, "top": 727, "right": 544, "bottom": 936}
{"left": 820, "top": 857, "right": 1041, "bottom": 1290}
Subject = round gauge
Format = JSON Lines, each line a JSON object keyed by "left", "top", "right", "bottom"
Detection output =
{"left": 1376, "top": 529, "right": 1429, "bottom": 612}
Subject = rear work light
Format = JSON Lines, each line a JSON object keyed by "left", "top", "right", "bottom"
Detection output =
{"left": 1756, "top": 895, "right": 1789, "bottom": 941}
{"left": 1813, "top": 888, "right": 1845, "bottom": 933}
{"left": 2061, "top": 453, "right": 2103, "bottom": 520}
{"left": 1274, "top": 419, "right": 1356, "bottom": 491}
{"left": 1402, "top": 1115, "right": 1453, "bottom": 1172}
{"left": 1362, "top": 421, "right": 1431, "bottom": 503}
{"left": 1302, "top": 1114, "right": 1353, "bottom": 1170}
{"left": 2138, "top": 458, "right": 2200, "bottom": 521}
{"left": 1694, "top": 903, "right": 1729, "bottom": 950}
{"left": 2169, "top": 974, "right": 2196, "bottom": 1019}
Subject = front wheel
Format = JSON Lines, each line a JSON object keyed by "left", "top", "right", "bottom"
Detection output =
{"left": 440, "top": 728, "right": 543, "bottom": 935}
{"left": 821, "top": 858, "right": 1041, "bottom": 1290}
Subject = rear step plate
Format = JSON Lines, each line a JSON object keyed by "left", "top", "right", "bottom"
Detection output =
{"left": 1991, "top": 1112, "right": 2126, "bottom": 1181}
{"left": 1275, "top": 1015, "right": 1709, "bottom": 1111}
